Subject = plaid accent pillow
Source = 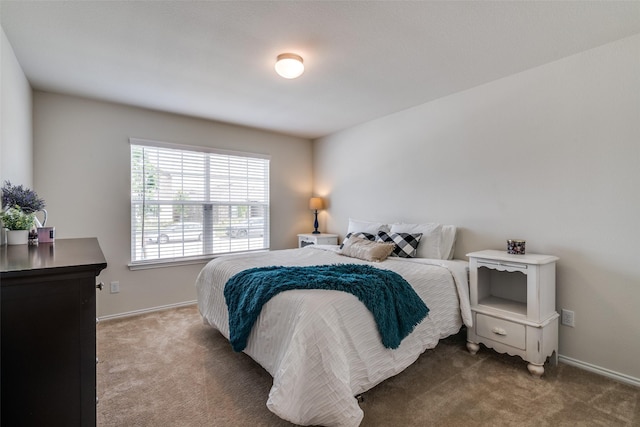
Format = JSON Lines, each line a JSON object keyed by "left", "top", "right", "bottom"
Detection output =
{"left": 340, "top": 232, "right": 376, "bottom": 249}
{"left": 376, "top": 231, "right": 423, "bottom": 258}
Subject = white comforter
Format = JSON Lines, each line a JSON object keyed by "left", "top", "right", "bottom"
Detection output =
{"left": 195, "top": 246, "right": 471, "bottom": 427}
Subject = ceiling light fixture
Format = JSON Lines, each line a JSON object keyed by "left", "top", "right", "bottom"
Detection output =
{"left": 275, "top": 53, "right": 304, "bottom": 79}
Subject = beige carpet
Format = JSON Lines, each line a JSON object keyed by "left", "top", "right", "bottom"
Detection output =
{"left": 97, "top": 305, "right": 639, "bottom": 426}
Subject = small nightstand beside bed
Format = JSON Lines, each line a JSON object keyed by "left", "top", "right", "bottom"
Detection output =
{"left": 195, "top": 219, "right": 469, "bottom": 427}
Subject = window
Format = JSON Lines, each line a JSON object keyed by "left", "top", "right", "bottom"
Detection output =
{"left": 130, "top": 138, "right": 270, "bottom": 266}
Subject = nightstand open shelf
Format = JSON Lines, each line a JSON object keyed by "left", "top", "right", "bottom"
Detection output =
{"left": 466, "top": 250, "right": 559, "bottom": 377}
{"left": 298, "top": 233, "right": 338, "bottom": 248}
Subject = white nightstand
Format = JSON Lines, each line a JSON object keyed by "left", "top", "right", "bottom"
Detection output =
{"left": 298, "top": 233, "right": 338, "bottom": 248}
{"left": 466, "top": 250, "right": 559, "bottom": 377}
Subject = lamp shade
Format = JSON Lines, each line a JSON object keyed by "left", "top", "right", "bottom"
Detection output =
{"left": 309, "top": 197, "right": 324, "bottom": 210}
{"left": 275, "top": 53, "right": 304, "bottom": 79}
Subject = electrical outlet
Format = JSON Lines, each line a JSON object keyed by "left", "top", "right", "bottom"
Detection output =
{"left": 110, "top": 281, "right": 120, "bottom": 294}
{"left": 561, "top": 309, "right": 575, "bottom": 327}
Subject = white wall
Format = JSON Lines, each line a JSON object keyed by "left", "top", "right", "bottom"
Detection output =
{"left": 0, "top": 26, "right": 32, "bottom": 244}
{"left": 33, "top": 92, "right": 313, "bottom": 317}
{"left": 314, "top": 35, "right": 640, "bottom": 381}
{"left": 0, "top": 26, "right": 32, "bottom": 187}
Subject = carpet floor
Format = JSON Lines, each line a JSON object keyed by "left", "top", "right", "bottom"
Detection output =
{"left": 97, "top": 305, "right": 639, "bottom": 426}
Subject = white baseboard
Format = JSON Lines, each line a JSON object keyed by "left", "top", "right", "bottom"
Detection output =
{"left": 559, "top": 355, "right": 640, "bottom": 388}
{"left": 98, "top": 300, "right": 197, "bottom": 322}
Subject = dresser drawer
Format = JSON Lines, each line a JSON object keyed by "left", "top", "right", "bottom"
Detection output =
{"left": 476, "top": 313, "right": 526, "bottom": 350}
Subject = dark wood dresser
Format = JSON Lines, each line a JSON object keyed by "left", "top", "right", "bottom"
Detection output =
{"left": 1, "top": 238, "right": 107, "bottom": 426}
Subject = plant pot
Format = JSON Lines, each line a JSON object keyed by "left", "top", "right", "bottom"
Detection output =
{"left": 6, "top": 229, "right": 29, "bottom": 245}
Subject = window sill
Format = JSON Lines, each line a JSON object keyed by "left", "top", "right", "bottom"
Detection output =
{"left": 128, "top": 250, "right": 268, "bottom": 270}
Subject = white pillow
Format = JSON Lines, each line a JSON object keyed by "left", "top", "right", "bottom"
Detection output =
{"left": 347, "top": 218, "right": 390, "bottom": 234}
{"left": 390, "top": 222, "right": 443, "bottom": 259}
{"left": 441, "top": 225, "right": 457, "bottom": 260}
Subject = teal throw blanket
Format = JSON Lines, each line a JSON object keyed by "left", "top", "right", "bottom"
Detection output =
{"left": 224, "top": 264, "right": 429, "bottom": 352}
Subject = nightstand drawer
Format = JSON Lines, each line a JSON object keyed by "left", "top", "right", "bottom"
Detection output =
{"left": 477, "top": 259, "right": 528, "bottom": 274}
{"left": 476, "top": 314, "right": 526, "bottom": 350}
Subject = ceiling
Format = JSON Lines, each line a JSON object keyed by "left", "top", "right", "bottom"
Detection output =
{"left": 2, "top": 1, "right": 639, "bottom": 139}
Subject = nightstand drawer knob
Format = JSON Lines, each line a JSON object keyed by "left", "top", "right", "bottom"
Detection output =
{"left": 492, "top": 327, "right": 507, "bottom": 336}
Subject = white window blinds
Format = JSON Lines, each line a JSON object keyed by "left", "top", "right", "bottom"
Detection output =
{"left": 130, "top": 138, "right": 270, "bottom": 265}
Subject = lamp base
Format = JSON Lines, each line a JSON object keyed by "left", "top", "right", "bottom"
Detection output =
{"left": 312, "top": 210, "right": 320, "bottom": 234}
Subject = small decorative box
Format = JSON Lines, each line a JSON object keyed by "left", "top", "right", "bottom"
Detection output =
{"left": 38, "top": 226, "right": 55, "bottom": 243}
{"left": 507, "top": 239, "right": 526, "bottom": 255}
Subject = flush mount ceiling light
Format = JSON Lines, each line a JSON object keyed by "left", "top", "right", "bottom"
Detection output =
{"left": 275, "top": 53, "right": 304, "bottom": 79}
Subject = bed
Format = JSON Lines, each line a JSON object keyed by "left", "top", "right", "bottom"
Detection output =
{"left": 195, "top": 220, "right": 472, "bottom": 427}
